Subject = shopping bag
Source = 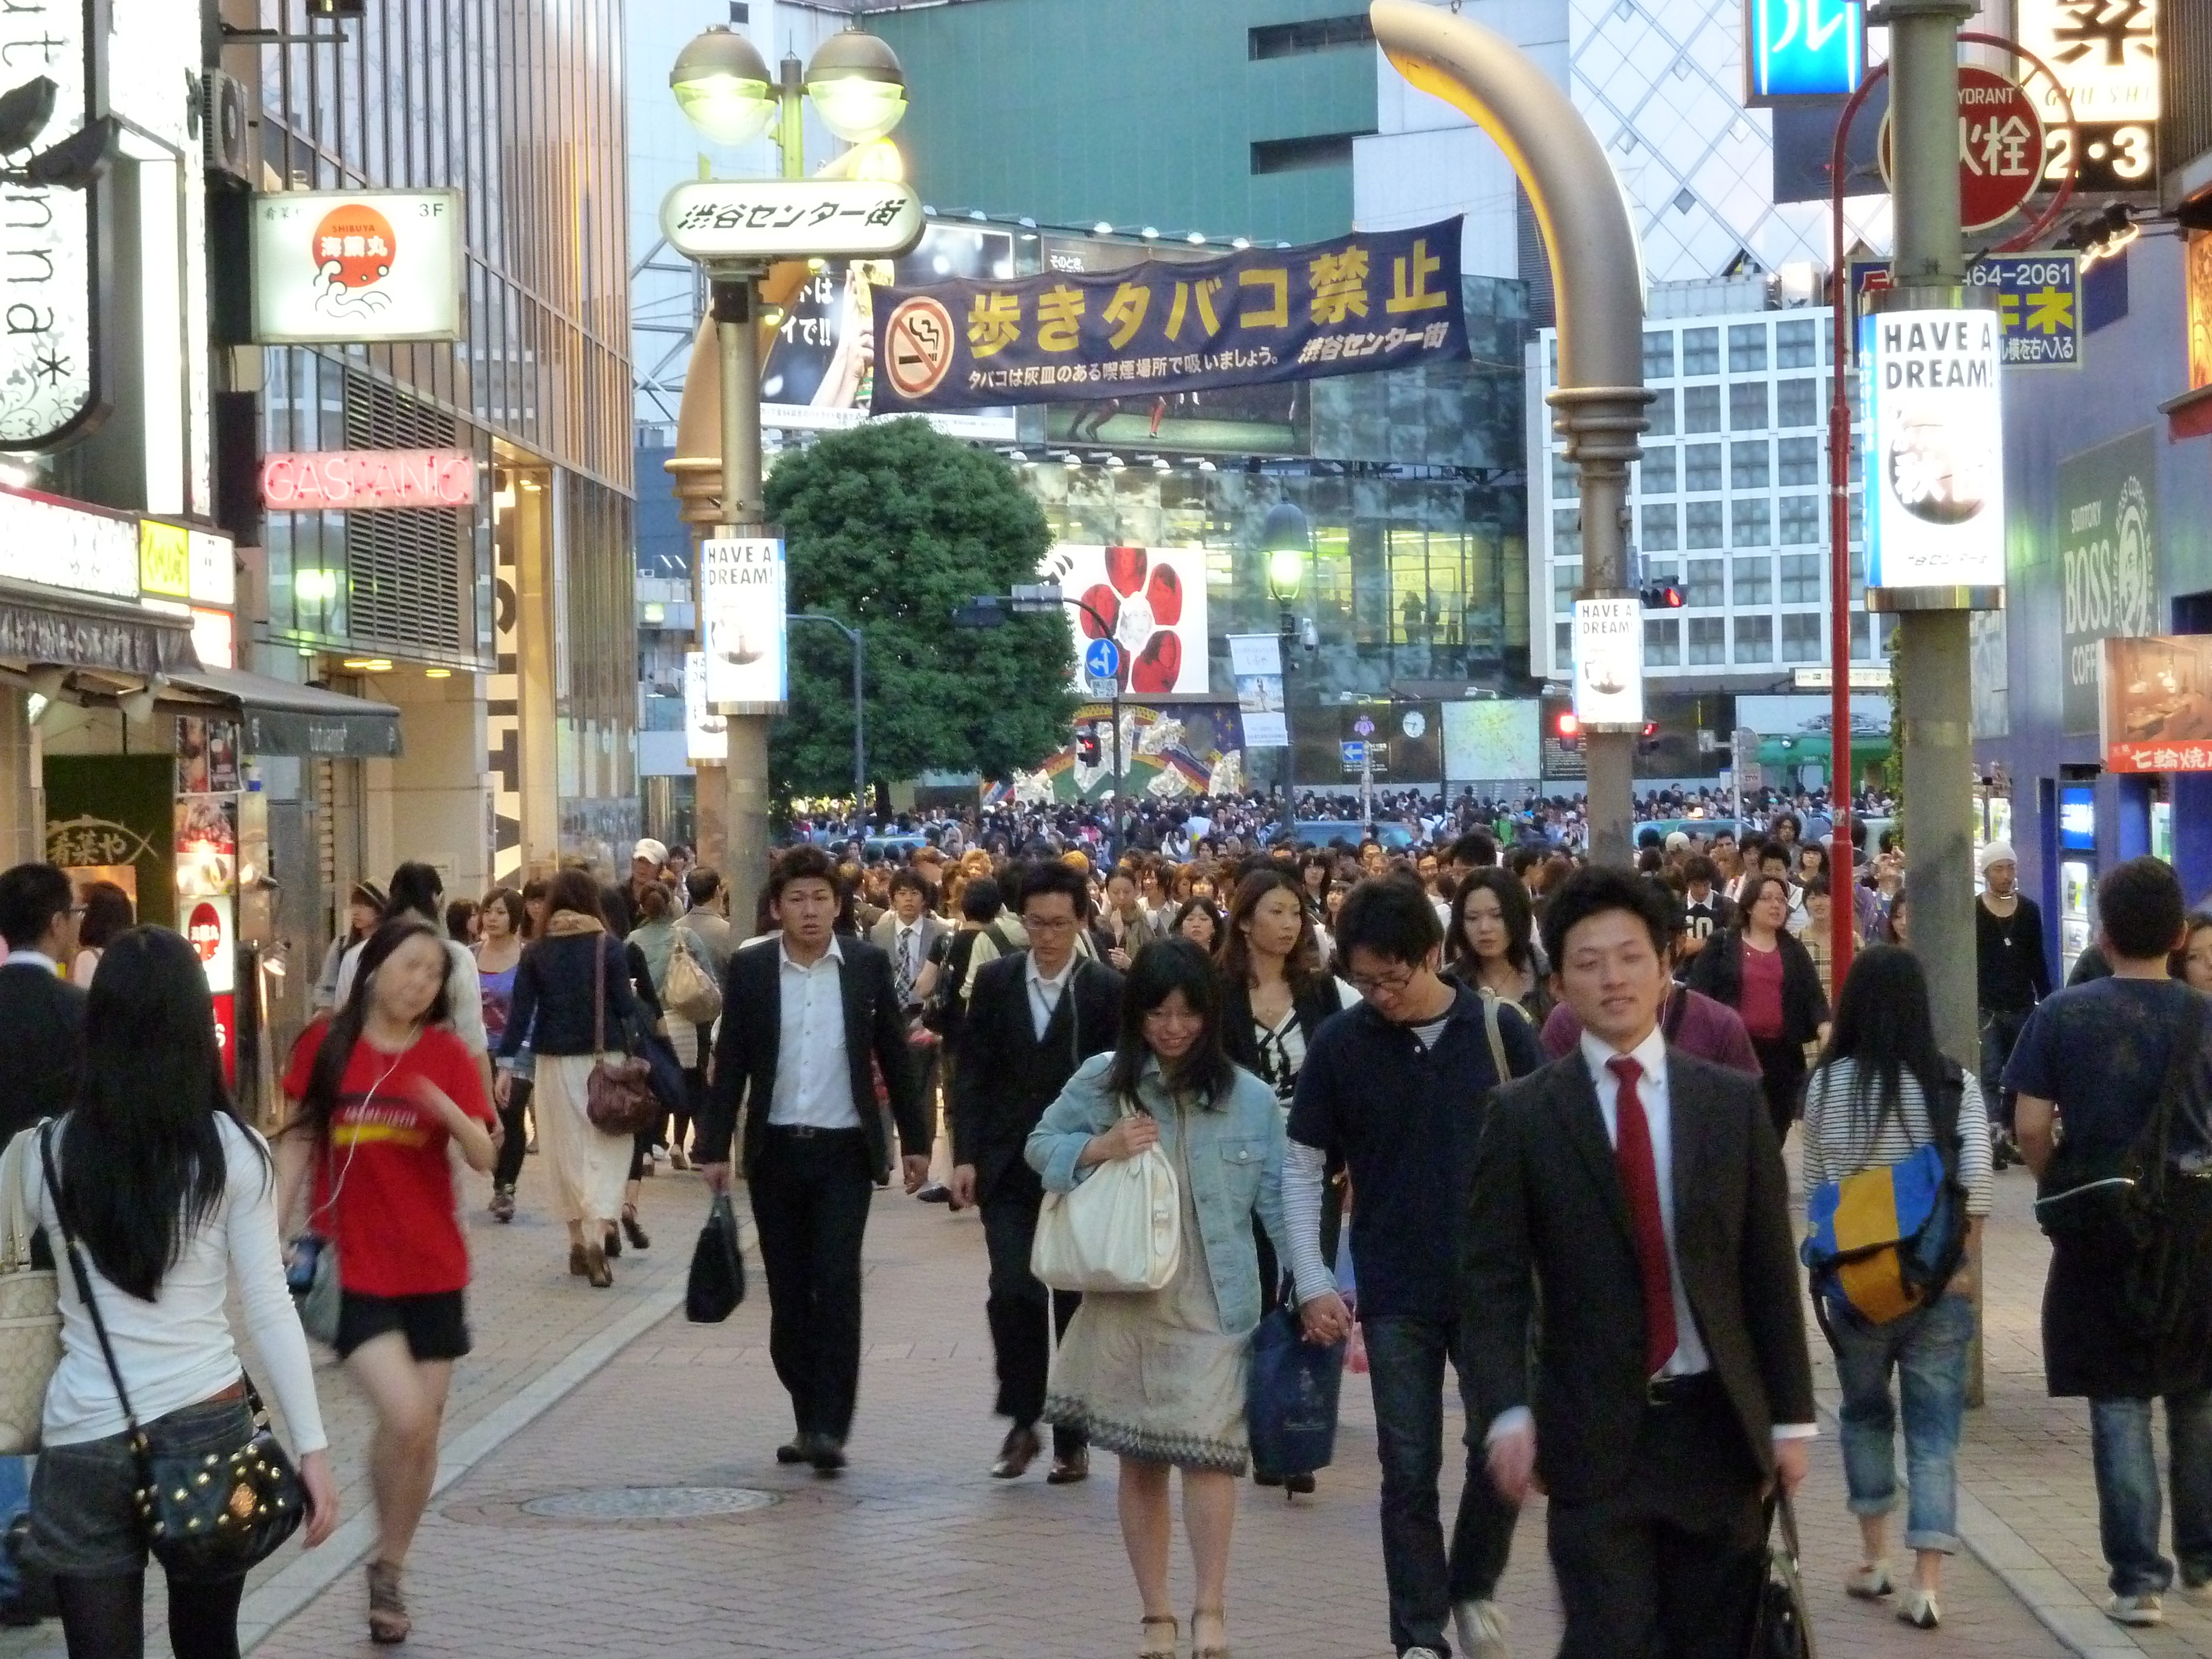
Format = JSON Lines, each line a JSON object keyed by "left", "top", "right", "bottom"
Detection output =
{"left": 1245, "top": 1307, "right": 1345, "bottom": 1479}
{"left": 686, "top": 1194, "right": 744, "bottom": 1323}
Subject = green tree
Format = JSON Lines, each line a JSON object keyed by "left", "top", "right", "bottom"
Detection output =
{"left": 763, "top": 418, "right": 1076, "bottom": 802}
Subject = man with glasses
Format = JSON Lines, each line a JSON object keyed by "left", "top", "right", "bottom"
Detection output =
{"left": 1286, "top": 874, "right": 1544, "bottom": 1659}
{"left": 950, "top": 860, "right": 1123, "bottom": 1484}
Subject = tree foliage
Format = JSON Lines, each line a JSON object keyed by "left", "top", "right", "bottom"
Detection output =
{"left": 763, "top": 418, "right": 1075, "bottom": 801}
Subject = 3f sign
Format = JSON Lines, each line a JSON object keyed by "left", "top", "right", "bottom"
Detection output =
{"left": 1748, "top": 0, "right": 1865, "bottom": 103}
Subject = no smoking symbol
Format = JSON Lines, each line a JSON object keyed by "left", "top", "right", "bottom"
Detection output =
{"left": 885, "top": 297, "right": 954, "bottom": 400}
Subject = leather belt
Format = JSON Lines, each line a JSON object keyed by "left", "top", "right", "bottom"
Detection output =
{"left": 1645, "top": 1371, "right": 1723, "bottom": 1407}
{"left": 765, "top": 1124, "right": 865, "bottom": 1139}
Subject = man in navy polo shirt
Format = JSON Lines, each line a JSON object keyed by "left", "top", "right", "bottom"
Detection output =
{"left": 1286, "top": 875, "right": 1545, "bottom": 1659}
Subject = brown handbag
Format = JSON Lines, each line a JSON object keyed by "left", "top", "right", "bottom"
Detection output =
{"left": 584, "top": 933, "right": 660, "bottom": 1136}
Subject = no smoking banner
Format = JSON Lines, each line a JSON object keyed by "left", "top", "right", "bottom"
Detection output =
{"left": 884, "top": 297, "right": 953, "bottom": 400}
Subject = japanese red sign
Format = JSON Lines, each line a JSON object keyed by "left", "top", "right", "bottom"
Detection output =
{"left": 1879, "top": 67, "right": 2042, "bottom": 232}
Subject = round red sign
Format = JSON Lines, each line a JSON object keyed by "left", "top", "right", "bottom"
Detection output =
{"left": 186, "top": 901, "right": 222, "bottom": 966}
{"left": 1877, "top": 66, "right": 2044, "bottom": 234}
{"left": 310, "top": 203, "right": 398, "bottom": 294}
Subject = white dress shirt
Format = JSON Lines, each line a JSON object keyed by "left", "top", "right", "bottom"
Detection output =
{"left": 768, "top": 936, "right": 859, "bottom": 1129}
{"left": 1026, "top": 952, "right": 1077, "bottom": 1041}
{"left": 892, "top": 919, "right": 926, "bottom": 996}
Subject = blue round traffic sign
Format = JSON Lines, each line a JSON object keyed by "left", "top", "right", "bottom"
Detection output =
{"left": 1083, "top": 638, "right": 1123, "bottom": 680}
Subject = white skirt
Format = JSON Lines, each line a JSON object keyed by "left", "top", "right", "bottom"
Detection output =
{"left": 532, "top": 1053, "right": 634, "bottom": 1223}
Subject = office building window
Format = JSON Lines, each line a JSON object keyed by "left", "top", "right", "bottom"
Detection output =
{"left": 1780, "top": 495, "right": 1821, "bottom": 544}
{"left": 1731, "top": 498, "right": 1772, "bottom": 546}
{"left": 1250, "top": 14, "right": 1376, "bottom": 56}
{"left": 1849, "top": 493, "right": 1864, "bottom": 540}
{"left": 1781, "top": 612, "right": 1824, "bottom": 661}
{"left": 1645, "top": 618, "right": 1681, "bottom": 666}
{"left": 1644, "top": 330, "right": 1677, "bottom": 379}
{"left": 1686, "top": 500, "right": 1724, "bottom": 548}
{"left": 1777, "top": 317, "right": 1817, "bottom": 368}
{"left": 1641, "top": 445, "right": 1677, "bottom": 494}
{"left": 1777, "top": 378, "right": 1820, "bottom": 427}
{"left": 1851, "top": 611, "right": 1874, "bottom": 659}
{"left": 1644, "top": 559, "right": 1680, "bottom": 586}
{"left": 1553, "top": 508, "right": 1582, "bottom": 559}
{"left": 1780, "top": 552, "right": 1822, "bottom": 602}
{"left": 1682, "top": 327, "right": 1720, "bottom": 375}
{"left": 1648, "top": 388, "right": 1676, "bottom": 436}
{"left": 1554, "top": 560, "right": 1582, "bottom": 614}
{"left": 1551, "top": 453, "right": 1577, "bottom": 498}
{"left": 1729, "top": 323, "right": 1768, "bottom": 372}
{"left": 1557, "top": 620, "right": 1573, "bottom": 662}
{"left": 1778, "top": 436, "right": 1820, "bottom": 487}
{"left": 1686, "top": 558, "right": 1724, "bottom": 608}
{"left": 1850, "top": 548, "right": 1866, "bottom": 601}
{"left": 1730, "top": 440, "right": 1770, "bottom": 489}
{"left": 1642, "top": 503, "right": 1679, "bottom": 550}
{"left": 1251, "top": 131, "right": 1371, "bottom": 173}
{"left": 1730, "top": 381, "right": 1770, "bottom": 431}
{"left": 1735, "top": 615, "right": 1774, "bottom": 662}
{"left": 1688, "top": 617, "right": 1727, "bottom": 664}
{"left": 1683, "top": 385, "right": 1721, "bottom": 433}
{"left": 1684, "top": 443, "right": 1723, "bottom": 492}
{"left": 1733, "top": 556, "right": 1772, "bottom": 606}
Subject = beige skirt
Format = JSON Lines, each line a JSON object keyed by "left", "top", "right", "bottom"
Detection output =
{"left": 531, "top": 1053, "right": 634, "bottom": 1223}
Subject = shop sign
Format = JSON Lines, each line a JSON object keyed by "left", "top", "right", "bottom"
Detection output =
{"left": 2057, "top": 426, "right": 2157, "bottom": 734}
{"left": 259, "top": 450, "right": 476, "bottom": 510}
{"left": 2100, "top": 635, "right": 2212, "bottom": 774}
{"left": 1572, "top": 597, "right": 1644, "bottom": 729}
{"left": 2017, "top": 0, "right": 2158, "bottom": 195}
{"left": 698, "top": 536, "right": 787, "bottom": 713}
{"left": 188, "top": 529, "right": 234, "bottom": 606}
{"left": 2189, "top": 233, "right": 2212, "bottom": 395}
{"left": 189, "top": 608, "right": 233, "bottom": 670}
{"left": 1851, "top": 255, "right": 2080, "bottom": 367}
{"left": 1745, "top": 0, "right": 1865, "bottom": 104}
{"left": 683, "top": 650, "right": 726, "bottom": 763}
{"left": 1863, "top": 309, "right": 2005, "bottom": 592}
{"left": 250, "top": 190, "right": 464, "bottom": 343}
{"left": 138, "top": 519, "right": 189, "bottom": 598}
{"left": 660, "top": 179, "right": 925, "bottom": 263}
{"left": 0, "top": 488, "right": 137, "bottom": 599}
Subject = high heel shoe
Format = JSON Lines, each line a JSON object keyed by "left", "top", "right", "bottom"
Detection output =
{"left": 568, "top": 1243, "right": 587, "bottom": 1277}
{"left": 622, "top": 1204, "right": 650, "bottom": 1251}
{"left": 1192, "top": 1606, "right": 1230, "bottom": 1659}
{"left": 1138, "top": 1615, "right": 1178, "bottom": 1659}
{"left": 584, "top": 1241, "right": 612, "bottom": 1288}
{"left": 366, "top": 1559, "right": 410, "bottom": 1645}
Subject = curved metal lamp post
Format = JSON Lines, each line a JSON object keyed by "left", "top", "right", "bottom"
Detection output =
{"left": 1370, "top": 0, "right": 1652, "bottom": 865}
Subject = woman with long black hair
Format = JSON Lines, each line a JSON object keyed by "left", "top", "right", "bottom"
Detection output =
{"left": 1687, "top": 870, "right": 1831, "bottom": 1139}
{"left": 16, "top": 928, "right": 338, "bottom": 1659}
{"left": 1443, "top": 866, "right": 1554, "bottom": 1024}
{"left": 278, "top": 919, "right": 497, "bottom": 1645}
{"left": 1803, "top": 945, "right": 1992, "bottom": 1630}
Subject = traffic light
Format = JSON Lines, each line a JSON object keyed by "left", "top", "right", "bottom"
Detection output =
{"left": 1640, "top": 582, "right": 1685, "bottom": 609}
{"left": 1555, "top": 711, "right": 1580, "bottom": 743}
{"left": 1076, "top": 727, "right": 1102, "bottom": 766}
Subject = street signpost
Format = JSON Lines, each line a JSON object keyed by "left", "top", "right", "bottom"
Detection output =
{"left": 1083, "top": 637, "right": 1123, "bottom": 684}
{"left": 660, "top": 179, "right": 926, "bottom": 263}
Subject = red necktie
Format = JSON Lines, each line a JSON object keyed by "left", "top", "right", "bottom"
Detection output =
{"left": 1608, "top": 1056, "right": 1679, "bottom": 1378}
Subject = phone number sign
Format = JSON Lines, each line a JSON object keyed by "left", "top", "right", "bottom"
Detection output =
{"left": 1851, "top": 253, "right": 2080, "bottom": 367}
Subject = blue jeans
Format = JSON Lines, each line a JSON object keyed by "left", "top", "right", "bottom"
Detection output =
{"left": 0, "top": 1454, "right": 28, "bottom": 1602}
{"left": 1829, "top": 1293, "right": 1973, "bottom": 1552}
{"left": 1363, "top": 1313, "right": 1519, "bottom": 1657}
{"left": 2089, "top": 1392, "right": 2212, "bottom": 1598}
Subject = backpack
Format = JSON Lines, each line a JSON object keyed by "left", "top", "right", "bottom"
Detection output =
{"left": 1799, "top": 1060, "right": 1969, "bottom": 1330}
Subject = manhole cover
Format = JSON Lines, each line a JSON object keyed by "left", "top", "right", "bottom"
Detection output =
{"left": 519, "top": 1486, "right": 779, "bottom": 1521}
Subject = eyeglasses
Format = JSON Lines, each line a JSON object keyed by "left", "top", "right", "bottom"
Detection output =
{"left": 1022, "top": 914, "right": 1077, "bottom": 933}
{"left": 1348, "top": 964, "right": 1417, "bottom": 997}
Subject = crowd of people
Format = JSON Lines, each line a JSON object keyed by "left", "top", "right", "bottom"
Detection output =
{"left": 0, "top": 792, "right": 2206, "bottom": 1659}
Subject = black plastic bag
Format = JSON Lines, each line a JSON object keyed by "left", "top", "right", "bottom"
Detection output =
{"left": 1246, "top": 1307, "right": 1344, "bottom": 1479}
{"left": 1750, "top": 1495, "right": 1815, "bottom": 1659}
{"left": 686, "top": 1193, "right": 744, "bottom": 1323}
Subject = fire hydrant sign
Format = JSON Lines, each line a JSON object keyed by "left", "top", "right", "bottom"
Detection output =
{"left": 1572, "top": 597, "right": 1645, "bottom": 729}
{"left": 1877, "top": 67, "right": 2042, "bottom": 233}
{"left": 251, "top": 190, "right": 464, "bottom": 343}
{"left": 1864, "top": 309, "right": 2006, "bottom": 593}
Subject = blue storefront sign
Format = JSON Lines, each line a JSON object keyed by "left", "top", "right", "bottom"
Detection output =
{"left": 1746, "top": 0, "right": 1865, "bottom": 103}
{"left": 1850, "top": 254, "right": 2082, "bottom": 367}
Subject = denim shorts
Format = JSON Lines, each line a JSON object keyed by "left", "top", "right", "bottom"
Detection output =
{"left": 22, "top": 1395, "right": 253, "bottom": 1577}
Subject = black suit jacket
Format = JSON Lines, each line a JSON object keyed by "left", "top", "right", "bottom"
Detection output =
{"left": 951, "top": 951, "right": 1122, "bottom": 1203}
{"left": 700, "top": 937, "right": 927, "bottom": 1185}
{"left": 0, "top": 963, "right": 86, "bottom": 1145}
{"left": 1460, "top": 1044, "right": 1814, "bottom": 1510}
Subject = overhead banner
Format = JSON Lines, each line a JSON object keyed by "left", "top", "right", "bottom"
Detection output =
{"left": 1863, "top": 309, "right": 2005, "bottom": 592}
{"left": 869, "top": 218, "right": 1469, "bottom": 415}
{"left": 2058, "top": 427, "right": 2158, "bottom": 735}
{"left": 2101, "top": 635, "right": 2212, "bottom": 774}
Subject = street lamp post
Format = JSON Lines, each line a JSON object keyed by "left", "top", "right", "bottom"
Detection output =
{"left": 790, "top": 612, "right": 866, "bottom": 814}
{"left": 1264, "top": 502, "right": 1308, "bottom": 846}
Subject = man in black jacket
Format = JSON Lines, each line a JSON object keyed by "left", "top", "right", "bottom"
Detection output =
{"left": 0, "top": 863, "right": 87, "bottom": 1146}
{"left": 1465, "top": 866, "right": 1814, "bottom": 1659}
{"left": 950, "top": 860, "right": 1121, "bottom": 1484}
{"left": 698, "top": 846, "right": 928, "bottom": 1474}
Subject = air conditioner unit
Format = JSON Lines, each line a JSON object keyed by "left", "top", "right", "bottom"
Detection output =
{"left": 203, "top": 69, "right": 253, "bottom": 192}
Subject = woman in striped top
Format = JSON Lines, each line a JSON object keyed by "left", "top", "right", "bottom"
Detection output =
{"left": 1802, "top": 944, "right": 1994, "bottom": 1633}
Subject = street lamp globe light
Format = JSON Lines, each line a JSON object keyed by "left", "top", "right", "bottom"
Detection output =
{"left": 1263, "top": 502, "right": 1310, "bottom": 604}
{"left": 670, "top": 24, "right": 778, "bottom": 147}
{"left": 803, "top": 29, "right": 909, "bottom": 144}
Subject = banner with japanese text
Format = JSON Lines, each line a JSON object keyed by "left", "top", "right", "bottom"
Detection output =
{"left": 868, "top": 218, "right": 1468, "bottom": 414}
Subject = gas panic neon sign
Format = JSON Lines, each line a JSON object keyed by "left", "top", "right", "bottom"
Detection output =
{"left": 259, "top": 450, "right": 477, "bottom": 510}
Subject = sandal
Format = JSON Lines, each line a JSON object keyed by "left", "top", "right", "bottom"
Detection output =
{"left": 366, "top": 1558, "right": 410, "bottom": 1645}
{"left": 584, "top": 1241, "right": 613, "bottom": 1288}
{"left": 568, "top": 1243, "right": 587, "bottom": 1277}
{"left": 622, "top": 1204, "right": 650, "bottom": 1251}
{"left": 1138, "top": 1614, "right": 1178, "bottom": 1659}
{"left": 1192, "top": 1606, "right": 1229, "bottom": 1659}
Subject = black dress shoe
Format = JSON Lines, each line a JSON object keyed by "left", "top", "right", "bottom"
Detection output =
{"left": 1284, "top": 1471, "right": 1317, "bottom": 1496}
{"left": 915, "top": 1183, "right": 952, "bottom": 1204}
{"left": 1045, "top": 1448, "right": 1090, "bottom": 1485}
{"left": 775, "top": 1438, "right": 810, "bottom": 1464}
{"left": 990, "top": 1425, "right": 1042, "bottom": 1479}
{"left": 1252, "top": 1469, "right": 1285, "bottom": 1488}
{"left": 807, "top": 1434, "right": 848, "bottom": 1474}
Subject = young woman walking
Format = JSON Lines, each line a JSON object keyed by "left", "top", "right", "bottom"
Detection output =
{"left": 476, "top": 887, "right": 528, "bottom": 1222}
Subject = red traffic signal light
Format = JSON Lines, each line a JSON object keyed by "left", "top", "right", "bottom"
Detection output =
{"left": 1075, "top": 728, "right": 1102, "bottom": 765}
{"left": 1556, "top": 711, "right": 1580, "bottom": 740}
{"left": 1640, "top": 583, "right": 1684, "bottom": 609}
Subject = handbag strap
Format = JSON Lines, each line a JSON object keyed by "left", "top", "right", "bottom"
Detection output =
{"left": 1477, "top": 986, "right": 1514, "bottom": 1084}
{"left": 592, "top": 931, "right": 609, "bottom": 1056}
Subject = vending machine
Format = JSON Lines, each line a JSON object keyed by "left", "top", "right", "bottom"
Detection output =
{"left": 2057, "top": 784, "right": 2096, "bottom": 981}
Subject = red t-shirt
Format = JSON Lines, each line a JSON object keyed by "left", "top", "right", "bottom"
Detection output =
{"left": 283, "top": 1022, "right": 493, "bottom": 1298}
{"left": 1738, "top": 940, "right": 1787, "bottom": 1041}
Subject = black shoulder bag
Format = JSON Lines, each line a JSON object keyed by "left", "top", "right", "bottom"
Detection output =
{"left": 38, "top": 1125, "right": 304, "bottom": 1583}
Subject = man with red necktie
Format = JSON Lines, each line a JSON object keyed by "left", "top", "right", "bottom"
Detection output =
{"left": 1463, "top": 865, "right": 1815, "bottom": 1659}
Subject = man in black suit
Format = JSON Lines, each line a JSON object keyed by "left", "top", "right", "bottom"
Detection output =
{"left": 1464, "top": 865, "right": 1814, "bottom": 1659}
{"left": 950, "top": 859, "right": 1121, "bottom": 1484}
{"left": 0, "top": 863, "right": 87, "bottom": 1145}
{"left": 699, "top": 845, "right": 929, "bottom": 1474}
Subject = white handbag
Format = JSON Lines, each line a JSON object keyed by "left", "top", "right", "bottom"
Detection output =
{"left": 1030, "top": 1098, "right": 1182, "bottom": 1294}
{"left": 0, "top": 1124, "right": 61, "bottom": 1454}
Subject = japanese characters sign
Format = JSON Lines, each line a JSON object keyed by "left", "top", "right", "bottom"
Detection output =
{"left": 251, "top": 190, "right": 463, "bottom": 344}
{"left": 1853, "top": 255, "right": 2081, "bottom": 366}
{"left": 1861, "top": 309, "right": 2006, "bottom": 595}
{"left": 2101, "top": 635, "right": 2212, "bottom": 774}
{"left": 1878, "top": 67, "right": 2042, "bottom": 231}
{"left": 2019, "top": 0, "right": 2159, "bottom": 195}
{"left": 1745, "top": 0, "right": 1865, "bottom": 105}
{"left": 660, "top": 179, "right": 924, "bottom": 263}
{"left": 699, "top": 536, "right": 787, "bottom": 714}
{"left": 2057, "top": 427, "right": 2158, "bottom": 734}
{"left": 868, "top": 218, "right": 1469, "bottom": 415}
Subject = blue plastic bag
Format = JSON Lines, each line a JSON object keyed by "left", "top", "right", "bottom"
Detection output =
{"left": 1246, "top": 1308, "right": 1345, "bottom": 1478}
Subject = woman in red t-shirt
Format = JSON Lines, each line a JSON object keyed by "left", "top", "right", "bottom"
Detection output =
{"left": 277, "top": 917, "right": 496, "bottom": 1647}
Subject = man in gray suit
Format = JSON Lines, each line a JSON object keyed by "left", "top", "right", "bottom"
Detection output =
{"left": 870, "top": 867, "right": 952, "bottom": 1198}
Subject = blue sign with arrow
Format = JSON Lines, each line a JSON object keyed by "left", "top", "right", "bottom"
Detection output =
{"left": 1083, "top": 638, "right": 1122, "bottom": 681}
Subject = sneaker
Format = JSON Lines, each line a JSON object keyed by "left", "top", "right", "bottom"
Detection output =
{"left": 1453, "top": 1598, "right": 1508, "bottom": 1659}
{"left": 669, "top": 1146, "right": 691, "bottom": 1172}
{"left": 1400, "top": 1649, "right": 1447, "bottom": 1659}
{"left": 2106, "top": 1593, "right": 2163, "bottom": 1627}
{"left": 1846, "top": 1561, "right": 1895, "bottom": 1600}
{"left": 488, "top": 1185, "right": 515, "bottom": 1223}
{"left": 1896, "top": 1588, "right": 1940, "bottom": 1630}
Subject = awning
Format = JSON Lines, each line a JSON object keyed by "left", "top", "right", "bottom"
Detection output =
{"left": 161, "top": 666, "right": 403, "bottom": 759}
{"left": 0, "top": 577, "right": 199, "bottom": 677}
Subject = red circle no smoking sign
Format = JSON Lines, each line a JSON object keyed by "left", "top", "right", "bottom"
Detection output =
{"left": 884, "top": 296, "right": 955, "bottom": 401}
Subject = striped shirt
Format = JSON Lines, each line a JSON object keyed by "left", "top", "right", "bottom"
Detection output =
{"left": 1801, "top": 1057, "right": 1995, "bottom": 1216}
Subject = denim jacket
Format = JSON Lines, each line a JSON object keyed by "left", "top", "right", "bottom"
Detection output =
{"left": 1025, "top": 1051, "right": 1288, "bottom": 1337}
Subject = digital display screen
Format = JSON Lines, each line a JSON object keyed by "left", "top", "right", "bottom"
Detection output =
{"left": 2058, "top": 785, "right": 2096, "bottom": 852}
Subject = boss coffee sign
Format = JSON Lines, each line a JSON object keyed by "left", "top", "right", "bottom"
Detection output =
{"left": 1862, "top": 309, "right": 2005, "bottom": 594}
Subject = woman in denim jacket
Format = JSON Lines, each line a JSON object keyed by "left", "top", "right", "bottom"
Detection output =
{"left": 1028, "top": 937, "right": 1313, "bottom": 1659}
